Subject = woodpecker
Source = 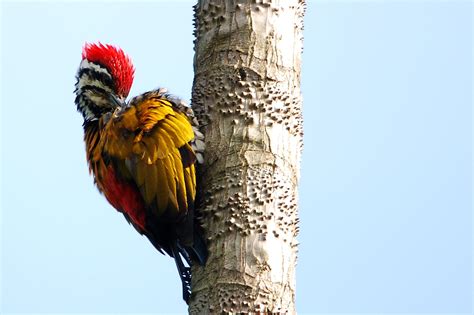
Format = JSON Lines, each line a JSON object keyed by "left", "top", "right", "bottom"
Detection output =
{"left": 74, "top": 43, "right": 207, "bottom": 303}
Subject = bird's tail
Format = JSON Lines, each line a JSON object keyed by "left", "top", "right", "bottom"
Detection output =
{"left": 171, "top": 231, "right": 207, "bottom": 303}
{"left": 175, "top": 203, "right": 208, "bottom": 266}
{"left": 170, "top": 242, "right": 192, "bottom": 303}
{"left": 183, "top": 229, "right": 207, "bottom": 266}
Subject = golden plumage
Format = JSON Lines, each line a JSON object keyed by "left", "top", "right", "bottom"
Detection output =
{"left": 84, "top": 90, "right": 197, "bottom": 244}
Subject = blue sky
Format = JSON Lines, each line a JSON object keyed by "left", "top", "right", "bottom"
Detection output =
{"left": 1, "top": 1, "right": 471, "bottom": 314}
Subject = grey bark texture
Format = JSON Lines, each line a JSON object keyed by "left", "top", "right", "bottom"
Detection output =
{"left": 190, "top": 0, "right": 305, "bottom": 313}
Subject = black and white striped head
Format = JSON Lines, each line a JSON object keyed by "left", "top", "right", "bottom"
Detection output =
{"left": 74, "top": 43, "right": 135, "bottom": 122}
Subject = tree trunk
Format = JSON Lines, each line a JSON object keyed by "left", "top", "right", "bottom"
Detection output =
{"left": 190, "top": 0, "right": 305, "bottom": 313}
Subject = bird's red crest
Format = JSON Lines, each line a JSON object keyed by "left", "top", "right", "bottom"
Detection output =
{"left": 82, "top": 42, "right": 135, "bottom": 98}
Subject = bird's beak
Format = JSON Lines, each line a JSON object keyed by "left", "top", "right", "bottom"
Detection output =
{"left": 108, "top": 94, "right": 126, "bottom": 109}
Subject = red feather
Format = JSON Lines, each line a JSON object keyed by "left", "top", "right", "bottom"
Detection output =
{"left": 82, "top": 42, "right": 135, "bottom": 98}
{"left": 102, "top": 166, "right": 146, "bottom": 231}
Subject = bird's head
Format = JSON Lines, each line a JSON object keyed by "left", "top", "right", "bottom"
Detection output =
{"left": 74, "top": 42, "right": 135, "bottom": 122}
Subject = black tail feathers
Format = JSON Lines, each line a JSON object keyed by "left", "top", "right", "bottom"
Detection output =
{"left": 185, "top": 229, "right": 208, "bottom": 266}
{"left": 170, "top": 243, "right": 192, "bottom": 303}
{"left": 171, "top": 231, "right": 208, "bottom": 303}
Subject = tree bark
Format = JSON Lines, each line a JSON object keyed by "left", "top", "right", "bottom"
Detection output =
{"left": 190, "top": 0, "right": 305, "bottom": 313}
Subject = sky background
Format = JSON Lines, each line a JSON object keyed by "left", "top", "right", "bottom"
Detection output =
{"left": 0, "top": 0, "right": 472, "bottom": 314}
